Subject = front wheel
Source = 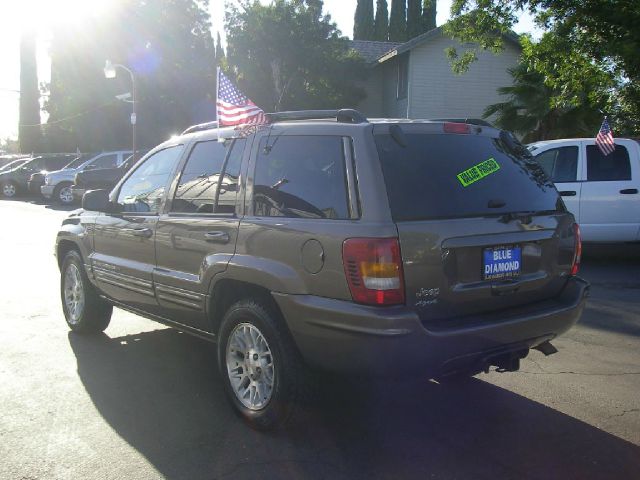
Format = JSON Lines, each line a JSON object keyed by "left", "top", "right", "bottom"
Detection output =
{"left": 54, "top": 182, "right": 74, "bottom": 205}
{"left": 61, "top": 250, "right": 112, "bottom": 333}
{"left": 2, "top": 181, "right": 17, "bottom": 198}
{"left": 218, "top": 299, "right": 306, "bottom": 430}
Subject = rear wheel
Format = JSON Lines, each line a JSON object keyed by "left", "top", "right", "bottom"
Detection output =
{"left": 218, "top": 299, "right": 306, "bottom": 430}
{"left": 54, "top": 182, "right": 74, "bottom": 205}
{"left": 2, "top": 181, "right": 17, "bottom": 198}
{"left": 61, "top": 250, "right": 112, "bottom": 333}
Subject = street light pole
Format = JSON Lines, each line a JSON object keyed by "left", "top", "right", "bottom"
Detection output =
{"left": 104, "top": 61, "right": 137, "bottom": 161}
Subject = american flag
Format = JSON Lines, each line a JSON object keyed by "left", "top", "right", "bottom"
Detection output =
{"left": 216, "top": 70, "right": 268, "bottom": 127}
{"left": 596, "top": 117, "right": 615, "bottom": 156}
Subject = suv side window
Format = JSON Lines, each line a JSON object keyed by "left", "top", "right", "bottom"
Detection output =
{"left": 172, "top": 140, "right": 226, "bottom": 213}
{"left": 172, "top": 138, "right": 246, "bottom": 214}
{"left": 217, "top": 139, "right": 246, "bottom": 214}
{"left": 534, "top": 146, "right": 578, "bottom": 182}
{"left": 253, "top": 135, "right": 349, "bottom": 219}
{"left": 116, "top": 145, "right": 183, "bottom": 213}
{"left": 586, "top": 145, "right": 631, "bottom": 181}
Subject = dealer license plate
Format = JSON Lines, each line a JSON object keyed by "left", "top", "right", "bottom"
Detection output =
{"left": 483, "top": 246, "right": 521, "bottom": 280}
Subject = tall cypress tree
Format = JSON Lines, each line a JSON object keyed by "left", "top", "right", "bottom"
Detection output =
{"left": 388, "top": 0, "right": 407, "bottom": 42}
{"left": 407, "top": 0, "right": 422, "bottom": 39}
{"left": 19, "top": 31, "right": 42, "bottom": 153}
{"left": 354, "top": 0, "right": 375, "bottom": 40}
{"left": 215, "top": 32, "right": 225, "bottom": 62}
{"left": 374, "top": 0, "right": 389, "bottom": 41}
{"left": 422, "top": 0, "right": 437, "bottom": 32}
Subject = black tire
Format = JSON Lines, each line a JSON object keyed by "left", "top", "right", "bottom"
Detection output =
{"left": 217, "top": 299, "right": 306, "bottom": 430}
{"left": 60, "top": 250, "right": 112, "bottom": 333}
{"left": 53, "top": 182, "right": 74, "bottom": 205}
{"left": 1, "top": 181, "right": 18, "bottom": 198}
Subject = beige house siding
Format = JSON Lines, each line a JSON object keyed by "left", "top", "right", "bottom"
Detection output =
{"left": 408, "top": 35, "right": 520, "bottom": 119}
{"left": 355, "top": 33, "right": 520, "bottom": 120}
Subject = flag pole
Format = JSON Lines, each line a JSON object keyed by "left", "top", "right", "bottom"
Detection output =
{"left": 216, "top": 66, "right": 221, "bottom": 142}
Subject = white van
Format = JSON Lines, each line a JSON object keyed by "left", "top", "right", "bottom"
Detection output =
{"left": 529, "top": 138, "right": 640, "bottom": 242}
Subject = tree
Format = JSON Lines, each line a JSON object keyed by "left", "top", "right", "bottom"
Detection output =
{"left": 484, "top": 35, "right": 612, "bottom": 141}
{"left": 406, "top": 0, "right": 422, "bottom": 39}
{"left": 422, "top": 0, "right": 436, "bottom": 32}
{"left": 225, "top": 0, "right": 366, "bottom": 112}
{"left": 19, "top": 31, "right": 42, "bottom": 153}
{"left": 388, "top": 0, "right": 407, "bottom": 42}
{"left": 354, "top": 0, "right": 375, "bottom": 40}
{"left": 215, "top": 32, "right": 225, "bottom": 62}
{"left": 444, "top": 0, "right": 640, "bottom": 133}
{"left": 374, "top": 0, "right": 389, "bottom": 41}
{"left": 45, "top": 0, "right": 217, "bottom": 152}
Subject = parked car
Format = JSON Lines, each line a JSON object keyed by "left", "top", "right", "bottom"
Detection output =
{"left": 71, "top": 150, "right": 149, "bottom": 202}
{"left": 55, "top": 111, "right": 588, "bottom": 429}
{"left": 529, "top": 138, "right": 640, "bottom": 242}
{"left": 0, "top": 157, "right": 30, "bottom": 173}
{"left": 0, "top": 154, "right": 76, "bottom": 198}
{"left": 28, "top": 154, "right": 96, "bottom": 196}
{"left": 42, "top": 150, "right": 132, "bottom": 204}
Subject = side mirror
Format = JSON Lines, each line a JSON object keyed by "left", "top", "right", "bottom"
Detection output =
{"left": 82, "top": 189, "right": 113, "bottom": 212}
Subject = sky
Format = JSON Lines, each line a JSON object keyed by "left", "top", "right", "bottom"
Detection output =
{"left": 0, "top": 0, "right": 539, "bottom": 143}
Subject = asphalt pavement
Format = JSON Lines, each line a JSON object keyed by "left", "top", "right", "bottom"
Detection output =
{"left": 0, "top": 199, "right": 638, "bottom": 480}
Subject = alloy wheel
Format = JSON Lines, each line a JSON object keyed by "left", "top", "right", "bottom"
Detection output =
{"left": 2, "top": 183, "right": 16, "bottom": 197}
{"left": 226, "top": 322, "right": 275, "bottom": 410}
{"left": 59, "top": 186, "right": 74, "bottom": 204}
{"left": 63, "top": 263, "right": 85, "bottom": 325}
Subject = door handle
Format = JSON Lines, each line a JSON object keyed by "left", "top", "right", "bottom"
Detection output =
{"left": 124, "top": 227, "right": 152, "bottom": 238}
{"left": 204, "top": 231, "right": 230, "bottom": 244}
{"left": 620, "top": 188, "right": 638, "bottom": 194}
{"left": 559, "top": 190, "right": 577, "bottom": 197}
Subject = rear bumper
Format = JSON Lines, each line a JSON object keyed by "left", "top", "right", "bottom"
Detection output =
{"left": 273, "top": 276, "right": 589, "bottom": 376}
{"left": 41, "top": 184, "right": 55, "bottom": 198}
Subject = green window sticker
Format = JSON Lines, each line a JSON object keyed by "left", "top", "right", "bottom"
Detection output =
{"left": 457, "top": 158, "right": 501, "bottom": 187}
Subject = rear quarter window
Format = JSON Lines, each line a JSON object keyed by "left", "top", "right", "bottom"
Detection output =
{"left": 375, "top": 132, "right": 561, "bottom": 221}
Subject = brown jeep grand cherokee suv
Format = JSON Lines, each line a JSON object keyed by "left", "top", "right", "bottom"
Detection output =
{"left": 56, "top": 110, "right": 588, "bottom": 429}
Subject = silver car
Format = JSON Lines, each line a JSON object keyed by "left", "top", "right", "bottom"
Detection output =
{"left": 42, "top": 150, "right": 132, "bottom": 204}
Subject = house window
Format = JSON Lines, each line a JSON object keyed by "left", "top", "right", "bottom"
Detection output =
{"left": 397, "top": 54, "right": 409, "bottom": 100}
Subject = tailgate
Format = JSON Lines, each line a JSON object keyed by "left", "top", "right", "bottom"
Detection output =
{"left": 374, "top": 124, "right": 578, "bottom": 324}
{"left": 397, "top": 214, "right": 577, "bottom": 324}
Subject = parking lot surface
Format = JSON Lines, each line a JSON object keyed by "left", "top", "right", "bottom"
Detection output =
{"left": 1, "top": 199, "right": 639, "bottom": 480}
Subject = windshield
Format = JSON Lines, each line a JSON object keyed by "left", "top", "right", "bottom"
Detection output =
{"left": 0, "top": 159, "right": 28, "bottom": 171}
{"left": 375, "top": 132, "right": 561, "bottom": 221}
{"left": 63, "top": 154, "right": 94, "bottom": 169}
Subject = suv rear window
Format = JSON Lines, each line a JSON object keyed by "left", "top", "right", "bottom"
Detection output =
{"left": 375, "top": 132, "right": 561, "bottom": 221}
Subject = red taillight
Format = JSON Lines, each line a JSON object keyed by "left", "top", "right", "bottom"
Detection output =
{"left": 342, "top": 238, "right": 405, "bottom": 306}
{"left": 571, "top": 223, "right": 582, "bottom": 275}
{"left": 443, "top": 122, "right": 471, "bottom": 134}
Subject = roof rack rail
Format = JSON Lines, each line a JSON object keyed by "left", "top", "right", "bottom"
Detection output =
{"left": 180, "top": 109, "right": 369, "bottom": 136}
{"left": 430, "top": 118, "right": 495, "bottom": 127}
{"left": 181, "top": 121, "right": 218, "bottom": 135}
{"left": 267, "top": 109, "right": 368, "bottom": 124}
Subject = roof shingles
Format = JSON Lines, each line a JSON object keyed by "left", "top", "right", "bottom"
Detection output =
{"left": 350, "top": 40, "right": 401, "bottom": 63}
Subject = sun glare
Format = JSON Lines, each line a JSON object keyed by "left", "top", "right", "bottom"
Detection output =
{"left": 12, "top": 0, "right": 114, "bottom": 30}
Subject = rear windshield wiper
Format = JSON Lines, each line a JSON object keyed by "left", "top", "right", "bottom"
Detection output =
{"left": 499, "top": 210, "right": 558, "bottom": 224}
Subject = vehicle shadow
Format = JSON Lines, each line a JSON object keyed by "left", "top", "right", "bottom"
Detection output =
{"left": 69, "top": 330, "right": 640, "bottom": 480}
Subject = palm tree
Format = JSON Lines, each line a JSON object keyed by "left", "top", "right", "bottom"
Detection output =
{"left": 484, "top": 64, "right": 601, "bottom": 142}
